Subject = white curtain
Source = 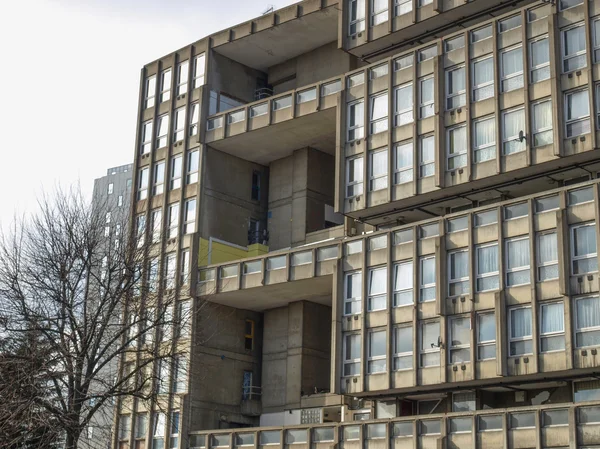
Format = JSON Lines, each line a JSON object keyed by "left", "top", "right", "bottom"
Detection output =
{"left": 507, "top": 238, "right": 530, "bottom": 269}
{"left": 451, "top": 317, "right": 470, "bottom": 346}
{"left": 577, "top": 297, "right": 600, "bottom": 329}
{"left": 369, "top": 267, "right": 387, "bottom": 295}
{"left": 395, "top": 261, "right": 413, "bottom": 290}
{"left": 395, "top": 85, "right": 413, "bottom": 112}
{"left": 503, "top": 109, "right": 525, "bottom": 139}
{"left": 565, "top": 25, "right": 586, "bottom": 56}
{"left": 511, "top": 307, "right": 532, "bottom": 338}
{"left": 448, "top": 67, "right": 465, "bottom": 94}
{"left": 475, "top": 118, "right": 495, "bottom": 147}
{"left": 502, "top": 47, "right": 523, "bottom": 76}
{"left": 531, "top": 38, "right": 549, "bottom": 67}
{"left": 534, "top": 100, "right": 553, "bottom": 132}
{"left": 474, "top": 58, "right": 494, "bottom": 85}
{"left": 371, "top": 94, "right": 388, "bottom": 121}
{"left": 538, "top": 233, "right": 558, "bottom": 264}
{"left": 567, "top": 89, "right": 590, "bottom": 120}
{"left": 395, "top": 142, "right": 412, "bottom": 170}
{"left": 449, "top": 250, "right": 469, "bottom": 280}
{"left": 541, "top": 302, "right": 564, "bottom": 334}
{"left": 477, "top": 244, "right": 498, "bottom": 275}
{"left": 449, "top": 126, "right": 467, "bottom": 155}
{"left": 574, "top": 225, "right": 597, "bottom": 257}
{"left": 371, "top": 150, "right": 388, "bottom": 177}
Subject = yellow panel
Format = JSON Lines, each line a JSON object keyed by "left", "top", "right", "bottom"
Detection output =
{"left": 197, "top": 238, "right": 269, "bottom": 267}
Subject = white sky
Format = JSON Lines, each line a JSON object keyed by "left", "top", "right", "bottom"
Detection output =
{"left": 0, "top": 0, "right": 297, "bottom": 228}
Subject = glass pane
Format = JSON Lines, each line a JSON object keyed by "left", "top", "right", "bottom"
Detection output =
{"left": 510, "top": 412, "right": 535, "bottom": 429}
{"left": 260, "top": 431, "right": 280, "bottom": 445}
{"left": 535, "top": 195, "right": 559, "bottom": 213}
{"left": 392, "top": 422, "right": 413, "bottom": 437}
{"left": 448, "top": 216, "right": 468, "bottom": 232}
{"left": 505, "top": 203, "right": 529, "bottom": 219}
{"left": 450, "top": 418, "right": 472, "bottom": 433}
{"left": 568, "top": 187, "right": 594, "bottom": 205}
{"left": 542, "top": 409, "right": 568, "bottom": 427}
{"left": 475, "top": 210, "right": 497, "bottom": 226}
{"left": 478, "top": 415, "right": 503, "bottom": 431}
{"left": 312, "top": 428, "right": 334, "bottom": 443}
{"left": 420, "top": 420, "right": 441, "bottom": 435}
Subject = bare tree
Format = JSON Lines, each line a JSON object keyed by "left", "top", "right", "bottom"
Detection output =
{"left": 0, "top": 187, "right": 188, "bottom": 449}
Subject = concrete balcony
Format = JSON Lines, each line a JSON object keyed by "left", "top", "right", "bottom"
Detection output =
{"left": 189, "top": 400, "right": 600, "bottom": 449}
{"left": 197, "top": 241, "right": 341, "bottom": 311}
{"left": 204, "top": 77, "right": 342, "bottom": 165}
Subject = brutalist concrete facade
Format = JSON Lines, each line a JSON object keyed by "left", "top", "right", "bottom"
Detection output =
{"left": 115, "top": 1, "right": 600, "bottom": 449}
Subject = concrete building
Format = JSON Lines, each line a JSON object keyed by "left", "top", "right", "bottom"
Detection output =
{"left": 84, "top": 164, "right": 133, "bottom": 449}
{"left": 115, "top": 1, "right": 600, "bottom": 449}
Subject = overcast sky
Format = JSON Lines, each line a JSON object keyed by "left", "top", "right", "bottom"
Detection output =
{"left": 0, "top": 0, "right": 297, "bottom": 228}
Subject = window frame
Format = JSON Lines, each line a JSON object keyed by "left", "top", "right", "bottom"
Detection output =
{"left": 471, "top": 56, "right": 495, "bottom": 102}
{"left": 529, "top": 35, "right": 550, "bottom": 83}
{"left": 394, "top": 83, "right": 413, "bottom": 126}
{"left": 343, "top": 333, "right": 362, "bottom": 376}
{"left": 574, "top": 296, "right": 600, "bottom": 348}
{"left": 348, "top": 0, "right": 366, "bottom": 36}
{"left": 531, "top": 98, "right": 554, "bottom": 147}
{"left": 570, "top": 222, "right": 598, "bottom": 275}
{"left": 367, "top": 266, "right": 387, "bottom": 312}
{"left": 446, "top": 125, "right": 467, "bottom": 171}
{"left": 477, "top": 312, "right": 496, "bottom": 360}
{"left": 536, "top": 231, "right": 559, "bottom": 282}
{"left": 367, "top": 328, "right": 387, "bottom": 374}
{"left": 159, "top": 68, "right": 172, "bottom": 103}
{"left": 419, "top": 134, "right": 435, "bottom": 178}
{"left": 445, "top": 65, "right": 466, "bottom": 111}
{"left": 346, "top": 156, "right": 364, "bottom": 198}
{"left": 344, "top": 271, "right": 362, "bottom": 316}
{"left": 505, "top": 235, "right": 531, "bottom": 287}
{"left": 369, "top": 148, "right": 389, "bottom": 192}
{"left": 472, "top": 115, "right": 496, "bottom": 163}
{"left": 347, "top": 100, "right": 365, "bottom": 142}
{"left": 508, "top": 305, "right": 533, "bottom": 356}
{"left": 564, "top": 88, "right": 591, "bottom": 138}
{"left": 419, "top": 255, "right": 436, "bottom": 303}
{"left": 371, "top": 0, "right": 388, "bottom": 26}
{"left": 502, "top": 107, "right": 526, "bottom": 155}
{"left": 500, "top": 45, "right": 524, "bottom": 93}
{"left": 419, "top": 76, "right": 435, "bottom": 119}
{"left": 561, "top": 23, "right": 587, "bottom": 73}
{"left": 393, "top": 324, "right": 413, "bottom": 371}
{"left": 475, "top": 242, "right": 499, "bottom": 292}
{"left": 448, "top": 315, "right": 471, "bottom": 364}
{"left": 419, "top": 320, "right": 440, "bottom": 368}
{"left": 539, "top": 301, "right": 566, "bottom": 353}
{"left": 393, "top": 141, "right": 413, "bottom": 185}
{"left": 393, "top": 260, "right": 414, "bottom": 307}
{"left": 193, "top": 53, "right": 206, "bottom": 88}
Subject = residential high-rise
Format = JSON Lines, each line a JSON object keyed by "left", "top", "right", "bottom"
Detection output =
{"left": 116, "top": 1, "right": 600, "bottom": 449}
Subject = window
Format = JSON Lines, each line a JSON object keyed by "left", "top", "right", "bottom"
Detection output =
{"left": 419, "top": 135, "right": 435, "bottom": 178}
{"left": 118, "top": 195, "right": 123, "bottom": 207}
{"left": 119, "top": 415, "right": 131, "bottom": 441}
{"left": 237, "top": 433, "right": 256, "bottom": 446}
{"left": 286, "top": 429, "right": 307, "bottom": 444}
{"left": 499, "top": 14, "right": 521, "bottom": 33}
{"left": 395, "top": 0, "right": 411, "bottom": 16}
{"left": 394, "top": 54, "right": 413, "bottom": 71}
{"left": 536, "top": 195, "right": 560, "bottom": 213}
{"left": 369, "top": 235, "right": 387, "bottom": 251}
{"left": 471, "top": 24, "right": 492, "bottom": 43}
{"left": 537, "top": 232, "right": 559, "bottom": 281}
{"left": 349, "top": 0, "right": 366, "bottom": 35}
{"left": 504, "top": 202, "right": 528, "bottom": 220}
{"left": 510, "top": 412, "right": 535, "bottom": 429}
{"left": 419, "top": 77, "right": 434, "bottom": 118}
{"left": 346, "top": 157, "right": 364, "bottom": 198}
{"left": 189, "top": 103, "right": 199, "bottom": 136}
{"left": 266, "top": 256, "right": 285, "bottom": 271}
{"left": 348, "top": 72, "right": 364, "bottom": 88}
{"left": 569, "top": 187, "right": 594, "bottom": 205}
{"left": 448, "top": 249, "right": 469, "bottom": 296}
{"left": 170, "top": 411, "right": 180, "bottom": 449}
{"left": 445, "top": 35, "right": 465, "bottom": 52}
{"left": 368, "top": 329, "right": 387, "bottom": 373}
{"left": 394, "top": 84, "right": 413, "bottom": 126}
{"left": 449, "top": 316, "right": 470, "bottom": 364}
{"left": 448, "top": 216, "right": 468, "bottom": 232}
{"left": 450, "top": 418, "right": 472, "bottom": 434}
{"left": 250, "top": 103, "right": 268, "bottom": 117}
{"left": 393, "top": 325, "right": 413, "bottom": 370}
{"left": 179, "top": 251, "right": 190, "bottom": 285}
{"left": 420, "top": 321, "right": 440, "bottom": 367}
{"left": 144, "top": 75, "right": 156, "bottom": 109}
{"left": 506, "top": 236, "right": 531, "bottom": 286}
{"left": 321, "top": 80, "right": 342, "bottom": 96}
{"left": 187, "top": 150, "right": 199, "bottom": 185}
{"left": 476, "top": 243, "right": 499, "bottom": 292}
{"left": 420, "top": 420, "right": 441, "bottom": 435}
{"left": 366, "top": 423, "right": 385, "bottom": 439}
{"left": 371, "top": 0, "right": 388, "bottom": 25}
{"left": 346, "top": 240, "right": 363, "bottom": 255}
{"left": 156, "top": 114, "right": 169, "bottom": 148}
{"left": 347, "top": 101, "right": 364, "bottom": 141}
{"left": 446, "top": 66, "right": 466, "bottom": 110}
{"left": 260, "top": 431, "right": 281, "bottom": 445}
{"left": 297, "top": 88, "right": 316, "bottom": 104}
{"left": 532, "top": 99, "right": 553, "bottom": 147}
{"left": 368, "top": 267, "right": 387, "bottom": 311}
{"left": 501, "top": 46, "right": 523, "bottom": 92}
{"left": 183, "top": 199, "right": 196, "bottom": 234}
{"left": 343, "top": 333, "right": 361, "bottom": 376}
{"left": 245, "top": 319, "right": 255, "bottom": 350}
{"left": 107, "top": 183, "right": 114, "bottom": 195}
{"left": 418, "top": 45, "right": 437, "bottom": 62}
{"left": 176, "top": 60, "right": 189, "bottom": 95}
{"left": 575, "top": 296, "right": 600, "bottom": 348}
{"left": 472, "top": 56, "right": 494, "bottom": 101}
{"left": 273, "top": 95, "right": 292, "bottom": 110}
{"left": 394, "top": 141, "right": 413, "bottom": 184}
{"left": 153, "top": 161, "right": 165, "bottom": 196}
{"left": 169, "top": 155, "right": 182, "bottom": 190}
{"left": 160, "top": 68, "right": 171, "bottom": 103}
{"left": 392, "top": 422, "right": 413, "bottom": 437}
{"left": 528, "top": 5, "right": 548, "bottom": 22}
{"left": 369, "top": 149, "right": 388, "bottom": 191}
{"left": 473, "top": 116, "right": 496, "bottom": 163}
{"left": 393, "top": 261, "right": 413, "bottom": 306}
{"left": 164, "top": 253, "right": 176, "bottom": 289}
{"left": 151, "top": 208, "right": 162, "bottom": 243}
{"left": 137, "top": 167, "right": 149, "bottom": 200}
{"left": 193, "top": 53, "right": 206, "bottom": 88}
{"left": 560, "top": 0, "right": 583, "bottom": 10}
{"left": 172, "top": 356, "right": 188, "bottom": 393}
{"left": 447, "top": 125, "right": 467, "bottom": 171}
{"left": 565, "top": 89, "right": 591, "bottom": 137}
{"left": 419, "top": 256, "right": 436, "bottom": 302}
{"left": 167, "top": 203, "right": 179, "bottom": 239}
{"left": 502, "top": 108, "right": 525, "bottom": 155}
{"left": 370, "top": 93, "right": 388, "bottom": 134}
{"left": 344, "top": 272, "right": 362, "bottom": 315}
{"left": 173, "top": 108, "right": 186, "bottom": 142}
{"left": 530, "top": 36, "right": 550, "bottom": 83}
{"left": 477, "top": 312, "right": 496, "bottom": 360}
{"left": 571, "top": 223, "right": 598, "bottom": 275}
{"left": 478, "top": 415, "right": 502, "bottom": 431}
{"left": 509, "top": 306, "right": 533, "bottom": 356}
{"left": 540, "top": 301, "right": 565, "bottom": 352}
{"left": 207, "top": 116, "right": 223, "bottom": 131}
{"left": 342, "top": 426, "right": 360, "bottom": 441}
{"left": 562, "top": 24, "right": 587, "bottom": 72}
{"left": 141, "top": 120, "right": 153, "bottom": 154}
{"left": 475, "top": 209, "right": 498, "bottom": 227}
{"left": 542, "top": 409, "right": 568, "bottom": 427}
{"left": 420, "top": 223, "right": 439, "bottom": 238}
{"left": 394, "top": 228, "right": 413, "bottom": 245}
